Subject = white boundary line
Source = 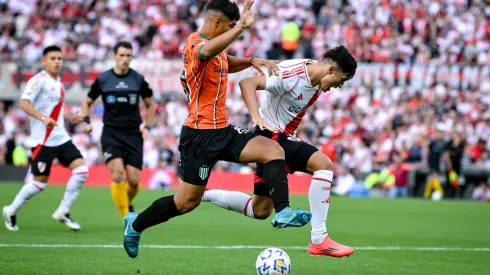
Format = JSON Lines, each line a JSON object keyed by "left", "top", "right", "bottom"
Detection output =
{"left": 0, "top": 244, "right": 489, "bottom": 252}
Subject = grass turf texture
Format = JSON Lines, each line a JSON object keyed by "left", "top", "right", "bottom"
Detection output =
{"left": 0, "top": 183, "right": 489, "bottom": 275}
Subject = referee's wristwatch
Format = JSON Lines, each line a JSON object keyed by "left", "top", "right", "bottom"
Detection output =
{"left": 144, "top": 125, "right": 154, "bottom": 131}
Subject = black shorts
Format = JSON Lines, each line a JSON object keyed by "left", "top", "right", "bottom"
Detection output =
{"left": 253, "top": 128, "right": 319, "bottom": 197}
{"left": 178, "top": 125, "right": 258, "bottom": 185}
{"left": 101, "top": 126, "right": 143, "bottom": 169}
{"left": 31, "top": 141, "right": 83, "bottom": 176}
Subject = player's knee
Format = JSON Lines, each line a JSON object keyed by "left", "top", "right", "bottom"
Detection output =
{"left": 111, "top": 170, "right": 125, "bottom": 183}
{"left": 72, "top": 165, "right": 89, "bottom": 182}
{"left": 254, "top": 207, "right": 273, "bottom": 220}
{"left": 127, "top": 175, "right": 140, "bottom": 187}
{"left": 310, "top": 155, "right": 334, "bottom": 172}
{"left": 175, "top": 196, "right": 201, "bottom": 214}
{"left": 318, "top": 157, "right": 334, "bottom": 171}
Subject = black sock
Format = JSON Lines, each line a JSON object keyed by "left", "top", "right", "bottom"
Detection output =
{"left": 263, "top": 159, "right": 290, "bottom": 213}
{"left": 132, "top": 195, "right": 182, "bottom": 232}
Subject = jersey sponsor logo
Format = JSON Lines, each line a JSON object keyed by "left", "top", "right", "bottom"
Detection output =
{"left": 106, "top": 95, "right": 116, "bottom": 105}
{"left": 37, "top": 162, "right": 46, "bottom": 173}
{"left": 288, "top": 106, "right": 307, "bottom": 114}
{"left": 115, "top": 81, "right": 129, "bottom": 89}
{"left": 199, "top": 165, "right": 210, "bottom": 180}
{"left": 117, "top": 97, "right": 128, "bottom": 103}
{"left": 295, "top": 93, "right": 303, "bottom": 100}
{"left": 129, "top": 94, "right": 137, "bottom": 105}
{"left": 213, "top": 67, "right": 228, "bottom": 75}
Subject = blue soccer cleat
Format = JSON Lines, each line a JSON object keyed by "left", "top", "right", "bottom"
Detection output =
{"left": 271, "top": 207, "right": 312, "bottom": 229}
{"left": 123, "top": 212, "right": 141, "bottom": 258}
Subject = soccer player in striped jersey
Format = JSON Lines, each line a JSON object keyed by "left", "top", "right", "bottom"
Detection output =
{"left": 122, "top": 0, "right": 311, "bottom": 259}
{"left": 3, "top": 46, "right": 89, "bottom": 232}
{"left": 202, "top": 46, "right": 358, "bottom": 258}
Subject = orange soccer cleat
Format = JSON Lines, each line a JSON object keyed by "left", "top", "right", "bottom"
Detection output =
{"left": 308, "top": 235, "right": 355, "bottom": 258}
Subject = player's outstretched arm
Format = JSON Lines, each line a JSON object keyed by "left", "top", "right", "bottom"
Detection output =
{"left": 199, "top": 0, "right": 256, "bottom": 61}
{"left": 19, "top": 99, "right": 56, "bottom": 129}
{"left": 228, "top": 56, "right": 279, "bottom": 76}
{"left": 239, "top": 76, "right": 274, "bottom": 131}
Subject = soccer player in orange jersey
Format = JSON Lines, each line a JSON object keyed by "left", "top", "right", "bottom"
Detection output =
{"left": 122, "top": 0, "right": 312, "bottom": 259}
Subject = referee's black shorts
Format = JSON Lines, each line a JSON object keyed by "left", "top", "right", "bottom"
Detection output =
{"left": 101, "top": 126, "right": 143, "bottom": 169}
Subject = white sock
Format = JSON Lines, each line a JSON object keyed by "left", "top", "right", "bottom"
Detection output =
{"left": 309, "top": 170, "right": 333, "bottom": 244}
{"left": 7, "top": 180, "right": 46, "bottom": 215}
{"left": 24, "top": 165, "right": 33, "bottom": 185}
{"left": 202, "top": 189, "right": 255, "bottom": 218}
{"left": 56, "top": 166, "right": 88, "bottom": 214}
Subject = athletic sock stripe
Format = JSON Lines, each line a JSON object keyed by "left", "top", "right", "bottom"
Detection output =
{"left": 312, "top": 177, "right": 332, "bottom": 183}
{"left": 243, "top": 198, "right": 252, "bottom": 217}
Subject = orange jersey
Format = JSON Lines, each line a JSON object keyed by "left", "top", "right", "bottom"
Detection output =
{"left": 181, "top": 32, "right": 229, "bottom": 129}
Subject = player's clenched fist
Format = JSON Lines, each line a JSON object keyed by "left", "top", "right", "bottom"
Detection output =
{"left": 83, "top": 124, "right": 92, "bottom": 134}
{"left": 42, "top": 116, "right": 56, "bottom": 129}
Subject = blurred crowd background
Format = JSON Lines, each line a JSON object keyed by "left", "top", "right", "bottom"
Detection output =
{"left": 1, "top": 0, "right": 489, "bottom": 199}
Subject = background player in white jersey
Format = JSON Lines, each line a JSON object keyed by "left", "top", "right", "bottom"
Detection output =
{"left": 2, "top": 46, "right": 89, "bottom": 232}
{"left": 202, "top": 46, "right": 357, "bottom": 257}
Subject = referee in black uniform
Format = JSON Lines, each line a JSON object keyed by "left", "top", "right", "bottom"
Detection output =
{"left": 81, "top": 41, "right": 155, "bottom": 222}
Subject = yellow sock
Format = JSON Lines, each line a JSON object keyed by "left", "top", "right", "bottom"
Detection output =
{"left": 424, "top": 179, "right": 434, "bottom": 199}
{"left": 111, "top": 182, "right": 129, "bottom": 219}
{"left": 126, "top": 182, "right": 140, "bottom": 206}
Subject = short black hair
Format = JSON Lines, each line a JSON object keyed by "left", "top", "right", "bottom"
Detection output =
{"left": 114, "top": 41, "right": 133, "bottom": 54}
{"left": 43, "top": 45, "right": 61, "bottom": 56}
{"left": 205, "top": 0, "right": 240, "bottom": 21}
{"left": 323, "top": 45, "right": 357, "bottom": 80}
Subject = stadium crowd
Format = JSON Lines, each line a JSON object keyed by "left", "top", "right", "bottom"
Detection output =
{"left": 1, "top": 0, "right": 490, "bottom": 64}
{"left": 1, "top": 0, "right": 490, "bottom": 198}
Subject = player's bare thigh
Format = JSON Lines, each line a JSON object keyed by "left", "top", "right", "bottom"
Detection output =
{"left": 305, "top": 151, "right": 334, "bottom": 174}
{"left": 125, "top": 165, "right": 141, "bottom": 187}
{"left": 173, "top": 179, "right": 206, "bottom": 214}
{"left": 107, "top": 158, "right": 125, "bottom": 183}
{"left": 238, "top": 135, "right": 285, "bottom": 163}
{"left": 68, "top": 158, "right": 85, "bottom": 171}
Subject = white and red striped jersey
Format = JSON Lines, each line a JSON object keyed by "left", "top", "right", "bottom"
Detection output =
{"left": 259, "top": 59, "right": 321, "bottom": 135}
{"left": 20, "top": 70, "right": 70, "bottom": 148}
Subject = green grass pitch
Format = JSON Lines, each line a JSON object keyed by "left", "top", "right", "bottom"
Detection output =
{"left": 0, "top": 182, "right": 489, "bottom": 275}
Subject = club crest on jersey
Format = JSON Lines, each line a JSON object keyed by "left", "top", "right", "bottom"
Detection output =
{"left": 37, "top": 162, "right": 46, "bottom": 173}
{"left": 106, "top": 95, "right": 116, "bottom": 105}
{"left": 199, "top": 165, "right": 210, "bottom": 180}
{"left": 129, "top": 94, "right": 137, "bottom": 105}
{"left": 287, "top": 135, "right": 301, "bottom": 142}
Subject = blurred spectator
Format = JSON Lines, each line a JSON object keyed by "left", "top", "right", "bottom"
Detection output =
{"left": 148, "top": 160, "right": 173, "bottom": 190}
{"left": 4, "top": 133, "right": 15, "bottom": 164}
{"left": 387, "top": 151, "right": 422, "bottom": 199}
{"left": 0, "top": 0, "right": 488, "bottom": 64}
{"left": 424, "top": 125, "right": 446, "bottom": 199}
{"left": 472, "top": 181, "right": 490, "bottom": 202}
{"left": 443, "top": 131, "right": 466, "bottom": 198}
{"left": 332, "top": 165, "right": 355, "bottom": 196}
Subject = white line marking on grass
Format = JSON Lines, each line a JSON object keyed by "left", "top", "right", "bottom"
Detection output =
{"left": 0, "top": 244, "right": 489, "bottom": 252}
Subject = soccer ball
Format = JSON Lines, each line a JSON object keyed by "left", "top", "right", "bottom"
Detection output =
{"left": 256, "top": 247, "right": 291, "bottom": 275}
{"left": 431, "top": 190, "right": 442, "bottom": 201}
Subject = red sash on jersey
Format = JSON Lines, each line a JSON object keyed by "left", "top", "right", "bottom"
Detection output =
{"left": 32, "top": 87, "right": 65, "bottom": 161}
